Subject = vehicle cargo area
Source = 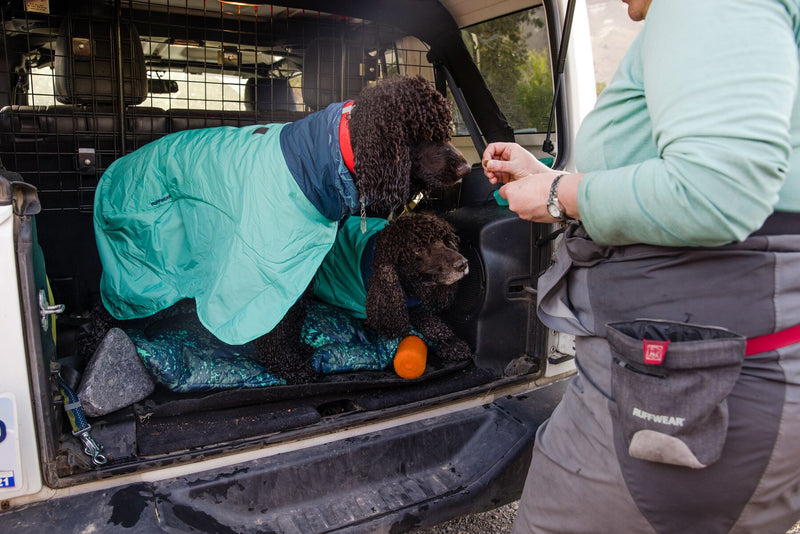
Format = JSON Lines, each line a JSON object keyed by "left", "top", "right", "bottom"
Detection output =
{"left": 0, "top": 0, "right": 558, "bottom": 486}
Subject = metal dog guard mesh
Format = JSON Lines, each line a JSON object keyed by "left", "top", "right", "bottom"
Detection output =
{"left": 0, "top": 1, "right": 432, "bottom": 314}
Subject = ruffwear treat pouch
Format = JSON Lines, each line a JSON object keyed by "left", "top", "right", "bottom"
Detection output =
{"left": 606, "top": 319, "right": 746, "bottom": 469}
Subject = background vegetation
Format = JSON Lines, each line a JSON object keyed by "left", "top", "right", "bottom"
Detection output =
{"left": 461, "top": 9, "right": 553, "bottom": 133}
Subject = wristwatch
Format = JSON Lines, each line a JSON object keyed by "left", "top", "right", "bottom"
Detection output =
{"left": 546, "top": 173, "right": 570, "bottom": 221}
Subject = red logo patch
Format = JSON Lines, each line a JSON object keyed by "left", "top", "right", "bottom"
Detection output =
{"left": 642, "top": 339, "right": 670, "bottom": 365}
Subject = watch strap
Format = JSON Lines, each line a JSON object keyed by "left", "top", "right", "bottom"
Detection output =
{"left": 547, "top": 173, "right": 569, "bottom": 221}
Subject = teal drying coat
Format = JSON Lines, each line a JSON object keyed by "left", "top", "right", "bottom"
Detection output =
{"left": 94, "top": 102, "right": 359, "bottom": 345}
{"left": 312, "top": 216, "right": 389, "bottom": 318}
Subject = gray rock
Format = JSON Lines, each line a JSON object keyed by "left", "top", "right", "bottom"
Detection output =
{"left": 77, "top": 327, "right": 154, "bottom": 417}
{"left": 504, "top": 355, "right": 538, "bottom": 377}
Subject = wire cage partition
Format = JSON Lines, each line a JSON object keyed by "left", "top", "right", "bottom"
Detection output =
{"left": 0, "top": 0, "right": 434, "bottom": 313}
{"left": 0, "top": 1, "right": 434, "bottom": 214}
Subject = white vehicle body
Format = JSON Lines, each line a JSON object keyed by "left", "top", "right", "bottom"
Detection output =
{"left": 0, "top": 1, "right": 595, "bottom": 531}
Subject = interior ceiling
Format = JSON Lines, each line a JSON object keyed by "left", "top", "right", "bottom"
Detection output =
{"left": 441, "top": 0, "right": 540, "bottom": 27}
{"left": 121, "top": 0, "right": 540, "bottom": 28}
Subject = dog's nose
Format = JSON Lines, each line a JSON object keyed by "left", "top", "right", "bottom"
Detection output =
{"left": 456, "top": 161, "right": 471, "bottom": 178}
{"left": 454, "top": 257, "right": 469, "bottom": 272}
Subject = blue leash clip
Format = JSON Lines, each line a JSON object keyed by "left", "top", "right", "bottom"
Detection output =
{"left": 58, "top": 375, "right": 108, "bottom": 466}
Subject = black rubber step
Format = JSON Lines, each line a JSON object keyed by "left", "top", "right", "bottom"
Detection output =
{"left": 1, "top": 381, "right": 568, "bottom": 533}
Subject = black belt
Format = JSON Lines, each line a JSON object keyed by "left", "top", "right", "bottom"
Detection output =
{"left": 752, "top": 211, "right": 800, "bottom": 236}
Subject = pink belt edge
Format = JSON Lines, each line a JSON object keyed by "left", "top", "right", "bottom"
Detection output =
{"left": 746, "top": 323, "right": 800, "bottom": 356}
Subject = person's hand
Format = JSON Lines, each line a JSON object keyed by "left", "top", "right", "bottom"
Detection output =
{"left": 497, "top": 172, "right": 557, "bottom": 222}
{"left": 497, "top": 172, "right": 583, "bottom": 223}
{"left": 482, "top": 142, "right": 553, "bottom": 184}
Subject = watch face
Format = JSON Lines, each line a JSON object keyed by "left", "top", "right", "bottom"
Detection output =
{"left": 547, "top": 202, "right": 562, "bottom": 219}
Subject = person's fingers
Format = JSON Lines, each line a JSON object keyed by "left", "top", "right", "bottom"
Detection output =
{"left": 483, "top": 157, "right": 510, "bottom": 183}
{"left": 483, "top": 158, "right": 512, "bottom": 175}
{"left": 498, "top": 183, "right": 509, "bottom": 199}
{"left": 485, "top": 172, "right": 513, "bottom": 185}
{"left": 499, "top": 183, "right": 521, "bottom": 216}
{"left": 483, "top": 143, "right": 525, "bottom": 175}
{"left": 482, "top": 142, "right": 514, "bottom": 163}
{"left": 482, "top": 144, "right": 503, "bottom": 166}
{"left": 483, "top": 162, "right": 497, "bottom": 183}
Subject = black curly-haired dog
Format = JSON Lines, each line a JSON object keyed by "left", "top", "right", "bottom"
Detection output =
{"left": 255, "top": 212, "right": 472, "bottom": 383}
{"left": 242, "top": 77, "right": 471, "bottom": 383}
{"left": 365, "top": 212, "right": 472, "bottom": 363}
{"left": 348, "top": 76, "right": 470, "bottom": 213}
{"left": 84, "top": 213, "right": 472, "bottom": 384}
{"left": 87, "top": 75, "right": 471, "bottom": 385}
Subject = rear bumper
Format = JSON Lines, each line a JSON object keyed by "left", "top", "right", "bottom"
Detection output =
{"left": 0, "top": 378, "right": 568, "bottom": 533}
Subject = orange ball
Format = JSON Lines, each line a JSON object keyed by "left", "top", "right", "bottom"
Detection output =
{"left": 393, "top": 335, "right": 427, "bottom": 379}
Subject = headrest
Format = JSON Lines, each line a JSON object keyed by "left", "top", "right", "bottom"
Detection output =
{"left": 54, "top": 16, "right": 147, "bottom": 106}
{"left": 302, "top": 37, "right": 376, "bottom": 111}
{"left": 245, "top": 77, "right": 300, "bottom": 112}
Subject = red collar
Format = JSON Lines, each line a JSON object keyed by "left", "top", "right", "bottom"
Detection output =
{"left": 339, "top": 100, "right": 355, "bottom": 175}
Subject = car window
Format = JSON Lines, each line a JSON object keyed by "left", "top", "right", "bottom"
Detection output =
{"left": 28, "top": 66, "right": 252, "bottom": 111}
{"left": 27, "top": 66, "right": 57, "bottom": 106}
{"left": 460, "top": 5, "right": 553, "bottom": 134}
{"left": 143, "top": 70, "right": 249, "bottom": 110}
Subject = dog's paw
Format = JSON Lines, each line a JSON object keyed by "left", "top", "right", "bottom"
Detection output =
{"left": 438, "top": 339, "right": 472, "bottom": 362}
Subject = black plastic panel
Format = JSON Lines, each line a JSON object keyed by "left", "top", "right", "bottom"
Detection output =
{"left": 0, "top": 380, "right": 569, "bottom": 533}
{"left": 446, "top": 205, "right": 538, "bottom": 374}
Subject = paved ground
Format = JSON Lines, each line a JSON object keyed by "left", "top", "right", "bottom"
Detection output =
{"left": 413, "top": 501, "right": 518, "bottom": 534}
{"left": 417, "top": 502, "right": 800, "bottom": 534}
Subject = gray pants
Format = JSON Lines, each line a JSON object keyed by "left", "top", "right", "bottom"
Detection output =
{"left": 514, "top": 226, "right": 800, "bottom": 534}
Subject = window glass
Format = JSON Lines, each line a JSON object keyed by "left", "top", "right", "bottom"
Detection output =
{"left": 144, "top": 70, "right": 248, "bottom": 110}
{"left": 28, "top": 67, "right": 57, "bottom": 106}
{"left": 26, "top": 66, "right": 251, "bottom": 111}
{"left": 460, "top": 5, "right": 553, "bottom": 134}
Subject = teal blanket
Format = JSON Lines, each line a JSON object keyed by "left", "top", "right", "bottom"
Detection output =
{"left": 128, "top": 301, "right": 405, "bottom": 392}
{"left": 94, "top": 124, "right": 338, "bottom": 345}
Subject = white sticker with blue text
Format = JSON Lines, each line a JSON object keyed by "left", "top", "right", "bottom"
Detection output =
{"left": 0, "top": 470, "right": 14, "bottom": 488}
{"left": 0, "top": 396, "right": 20, "bottom": 490}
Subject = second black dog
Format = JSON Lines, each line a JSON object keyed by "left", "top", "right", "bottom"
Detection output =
{"left": 254, "top": 212, "right": 472, "bottom": 383}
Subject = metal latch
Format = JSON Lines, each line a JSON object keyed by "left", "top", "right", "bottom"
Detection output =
{"left": 547, "top": 329, "right": 576, "bottom": 365}
{"left": 72, "top": 37, "right": 92, "bottom": 57}
{"left": 39, "top": 289, "right": 65, "bottom": 331}
{"left": 78, "top": 148, "right": 96, "bottom": 173}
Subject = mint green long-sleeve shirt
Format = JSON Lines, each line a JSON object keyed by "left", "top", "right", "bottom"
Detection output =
{"left": 576, "top": 0, "right": 800, "bottom": 246}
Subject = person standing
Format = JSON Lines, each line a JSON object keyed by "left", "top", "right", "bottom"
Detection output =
{"left": 483, "top": 0, "right": 800, "bottom": 532}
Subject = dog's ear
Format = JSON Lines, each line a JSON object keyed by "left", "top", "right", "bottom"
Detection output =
{"left": 355, "top": 141, "right": 411, "bottom": 215}
{"left": 371, "top": 218, "right": 404, "bottom": 266}
{"left": 441, "top": 222, "right": 460, "bottom": 251}
{"left": 349, "top": 79, "right": 430, "bottom": 215}
{"left": 365, "top": 263, "right": 410, "bottom": 338}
